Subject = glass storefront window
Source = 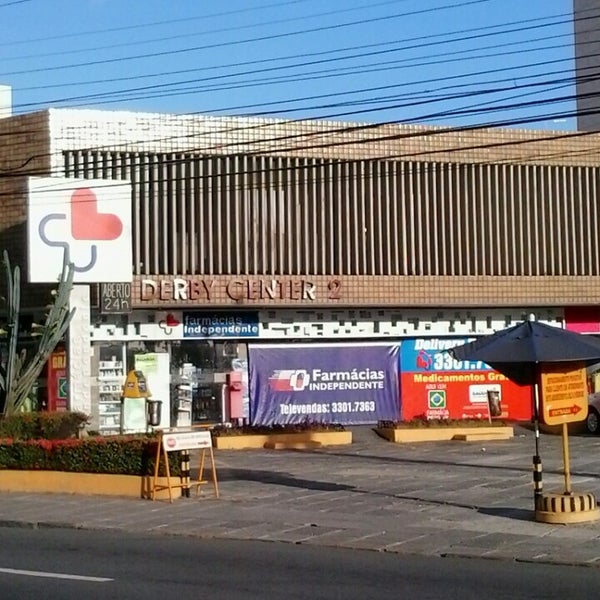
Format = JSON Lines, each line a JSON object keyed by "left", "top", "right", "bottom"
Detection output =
{"left": 170, "top": 340, "right": 248, "bottom": 424}
{"left": 91, "top": 339, "right": 249, "bottom": 432}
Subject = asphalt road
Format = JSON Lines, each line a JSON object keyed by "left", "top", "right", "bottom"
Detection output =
{"left": 0, "top": 526, "right": 599, "bottom": 599}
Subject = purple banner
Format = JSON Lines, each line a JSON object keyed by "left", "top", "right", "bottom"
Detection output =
{"left": 249, "top": 343, "right": 400, "bottom": 425}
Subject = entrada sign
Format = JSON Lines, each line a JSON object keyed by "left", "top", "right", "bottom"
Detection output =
{"left": 540, "top": 363, "right": 587, "bottom": 426}
{"left": 140, "top": 277, "right": 342, "bottom": 303}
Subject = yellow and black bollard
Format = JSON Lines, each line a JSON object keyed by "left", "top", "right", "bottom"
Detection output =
{"left": 180, "top": 450, "right": 190, "bottom": 498}
{"left": 533, "top": 454, "right": 543, "bottom": 510}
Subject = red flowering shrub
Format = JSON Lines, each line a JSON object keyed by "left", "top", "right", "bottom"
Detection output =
{"left": 0, "top": 412, "right": 89, "bottom": 441}
{"left": 0, "top": 436, "right": 180, "bottom": 476}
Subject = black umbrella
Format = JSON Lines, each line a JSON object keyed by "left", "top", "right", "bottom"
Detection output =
{"left": 449, "top": 319, "right": 600, "bottom": 385}
{"left": 449, "top": 317, "right": 600, "bottom": 509}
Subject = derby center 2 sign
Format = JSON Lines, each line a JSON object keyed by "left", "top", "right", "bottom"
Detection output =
{"left": 540, "top": 363, "right": 587, "bottom": 426}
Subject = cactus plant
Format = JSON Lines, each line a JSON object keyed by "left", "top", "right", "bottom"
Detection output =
{"left": 0, "top": 251, "right": 75, "bottom": 417}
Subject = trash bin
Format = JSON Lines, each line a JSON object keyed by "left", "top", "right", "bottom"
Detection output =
{"left": 146, "top": 399, "right": 162, "bottom": 427}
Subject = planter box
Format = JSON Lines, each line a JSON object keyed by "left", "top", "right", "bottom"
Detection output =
{"left": 213, "top": 430, "right": 352, "bottom": 450}
{"left": 375, "top": 426, "right": 514, "bottom": 443}
{"left": 0, "top": 470, "right": 179, "bottom": 500}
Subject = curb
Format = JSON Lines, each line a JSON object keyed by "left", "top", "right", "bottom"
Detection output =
{"left": 1, "top": 518, "right": 599, "bottom": 570}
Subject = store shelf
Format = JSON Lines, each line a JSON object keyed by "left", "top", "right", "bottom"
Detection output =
{"left": 98, "top": 359, "right": 125, "bottom": 433}
{"left": 175, "top": 383, "right": 193, "bottom": 427}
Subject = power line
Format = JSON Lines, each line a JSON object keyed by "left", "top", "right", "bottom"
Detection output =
{"left": 54, "top": 36, "right": 576, "bottom": 111}
{"left": 2, "top": 0, "right": 592, "bottom": 142}
{"left": 0, "top": 0, "right": 317, "bottom": 46}
{"left": 0, "top": 0, "right": 404, "bottom": 62}
{"left": 2, "top": 117, "right": 599, "bottom": 207}
{"left": 0, "top": 67, "right": 575, "bottom": 163}
{"left": 0, "top": 55, "right": 583, "bottom": 157}
{"left": 13, "top": 27, "right": 577, "bottom": 111}
{"left": 1, "top": 81, "right": 599, "bottom": 196}
{"left": 0, "top": 49, "right": 580, "bottom": 176}
{"left": 1, "top": 0, "right": 492, "bottom": 77}
{"left": 225, "top": 67, "right": 580, "bottom": 118}
{"left": 201, "top": 57, "right": 583, "bottom": 117}
{"left": 1, "top": 4, "right": 598, "bottom": 218}
{"left": 7, "top": 2, "right": 590, "bottom": 114}
{"left": 1, "top": 63, "right": 592, "bottom": 175}
{"left": 12, "top": 8, "right": 580, "bottom": 96}
{"left": 0, "top": 0, "right": 31, "bottom": 7}
{"left": 54, "top": 48, "right": 583, "bottom": 144}
{"left": 10, "top": 36, "right": 582, "bottom": 122}
{"left": 1, "top": 5, "right": 596, "bottom": 180}
{"left": 198, "top": 90, "right": 591, "bottom": 159}
{"left": 5, "top": 2, "right": 591, "bottom": 138}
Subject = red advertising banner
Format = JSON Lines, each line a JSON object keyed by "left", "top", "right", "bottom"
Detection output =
{"left": 47, "top": 349, "right": 68, "bottom": 412}
{"left": 400, "top": 339, "right": 532, "bottom": 421}
{"left": 564, "top": 307, "right": 600, "bottom": 334}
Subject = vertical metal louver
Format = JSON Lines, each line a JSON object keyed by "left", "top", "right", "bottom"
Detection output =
{"left": 63, "top": 150, "right": 600, "bottom": 277}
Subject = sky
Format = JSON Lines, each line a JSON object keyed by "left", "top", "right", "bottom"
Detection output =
{"left": 0, "top": 0, "right": 578, "bottom": 131}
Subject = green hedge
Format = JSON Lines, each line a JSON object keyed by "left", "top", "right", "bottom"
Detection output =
{"left": 0, "top": 436, "right": 181, "bottom": 476}
{"left": 0, "top": 411, "right": 89, "bottom": 441}
{"left": 377, "top": 417, "right": 509, "bottom": 429}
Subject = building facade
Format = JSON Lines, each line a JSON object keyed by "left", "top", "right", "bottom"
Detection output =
{"left": 1, "top": 101, "right": 600, "bottom": 430}
{"left": 574, "top": 0, "right": 600, "bottom": 130}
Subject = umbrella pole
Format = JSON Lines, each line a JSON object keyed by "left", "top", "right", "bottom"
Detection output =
{"left": 532, "top": 380, "right": 543, "bottom": 509}
{"left": 561, "top": 422, "right": 572, "bottom": 495}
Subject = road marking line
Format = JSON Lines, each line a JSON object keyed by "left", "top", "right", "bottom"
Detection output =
{"left": 0, "top": 567, "right": 113, "bottom": 582}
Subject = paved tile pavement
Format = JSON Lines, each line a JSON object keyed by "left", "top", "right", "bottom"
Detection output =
{"left": 2, "top": 425, "right": 600, "bottom": 566}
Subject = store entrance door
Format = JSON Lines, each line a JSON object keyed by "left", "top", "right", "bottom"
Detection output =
{"left": 192, "top": 383, "right": 223, "bottom": 423}
{"left": 170, "top": 340, "right": 248, "bottom": 425}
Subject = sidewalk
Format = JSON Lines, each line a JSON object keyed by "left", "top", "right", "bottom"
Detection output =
{"left": 2, "top": 425, "right": 600, "bottom": 566}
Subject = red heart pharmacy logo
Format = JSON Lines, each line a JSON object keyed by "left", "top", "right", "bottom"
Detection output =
{"left": 165, "top": 314, "right": 180, "bottom": 327}
{"left": 70, "top": 188, "right": 123, "bottom": 241}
